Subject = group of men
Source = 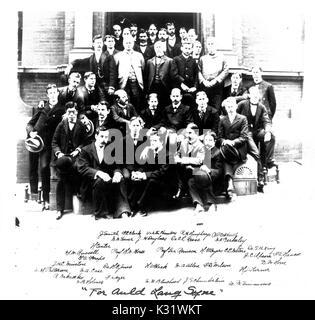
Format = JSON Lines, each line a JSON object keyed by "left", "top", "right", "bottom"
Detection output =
{"left": 25, "top": 21, "right": 277, "bottom": 221}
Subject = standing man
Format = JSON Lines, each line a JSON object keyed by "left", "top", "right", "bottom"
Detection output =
{"left": 192, "top": 41, "right": 203, "bottom": 63}
{"left": 198, "top": 37, "right": 229, "bottom": 112}
{"left": 165, "top": 22, "right": 181, "bottom": 58}
{"left": 114, "top": 36, "right": 145, "bottom": 112}
{"left": 112, "top": 24, "right": 124, "bottom": 51}
{"left": 173, "top": 41, "right": 198, "bottom": 108}
{"left": 148, "top": 23, "right": 158, "bottom": 46}
{"left": 76, "top": 126, "right": 131, "bottom": 219}
{"left": 130, "top": 23, "right": 138, "bottom": 42}
{"left": 179, "top": 27, "right": 188, "bottom": 43}
{"left": 26, "top": 84, "right": 66, "bottom": 210}
{"left": 248, "top": 65, "right": 277, "bottom": 120}
{"left": 134, "top": 29, "right": 155, "bottom": 62}
{"left": 145, "top": 40, "right": 178, "bottom": 109}
{"left": 104, "top": 35, "right": 120, "bottom": 57}
{"left": 52, "top": 102, "right": 88, "bottom": 220}
{"left": 65, "top": 35, "right": 116, "bottom": 103}
{"left": 187, "top": 28, "right": 198, "bottom": 44}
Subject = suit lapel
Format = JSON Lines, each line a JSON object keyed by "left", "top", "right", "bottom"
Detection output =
{"left": 91, "top": 143, "right": 101, "bottom": 164}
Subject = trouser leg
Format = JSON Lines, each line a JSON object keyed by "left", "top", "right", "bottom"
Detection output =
{"left": 40, "top": 148, "right": 51, "bottom": 202}
{"left": 29, "top": 151, "right": 39, "bottom": 194}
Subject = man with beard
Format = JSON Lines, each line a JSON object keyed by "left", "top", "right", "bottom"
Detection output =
{"left": 148, "top": 23, "right": 158, "bottom": 46}
{"left": 26, "top": 84, "right": 66, "bottom": 210}
{"left": 134, "top": 29, "right": 155, "bottom": 62}
{"left": 65, "top": 35, "right": 116, "bottom": 103}
{"left": 76, "top": 126, "right": 131, "bottom": 219}
{"left": 165, "top": 22, "right": 181, "bottom": 58}
{"left": 111, "top": 89, "right": 138, "bottom": 135}
{"left": 52, "top": 102, "right": 88, "bottom": 220}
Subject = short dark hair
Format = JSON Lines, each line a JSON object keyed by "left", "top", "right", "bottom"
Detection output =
{"left": 65, "top": 101, "right": 77, "bottom": 110}
{"left": 165, "top": 22, "right": 175, "bottom": 29}
{"left": 84, "top": 71, "right": 96, "bottom": 80}
{"left": 93, "top": 34, "right": 103, "bottom": 42}
{"left": 138, "top": 28, "right": 148, "bottom": 36}
{"left": 95, "top": 126, "right": 108, "bottom": 135}
{"left": 46, "top": 83, "right": 58, "bottom": 93}
{"left": 130, "top": 23, "right": 138, "bottom": 28}
{"left": 104, "top": 35, "right": 115, "bottom": 41}
{"left": 231, "top": 72, "right": 242, "bottom": 79}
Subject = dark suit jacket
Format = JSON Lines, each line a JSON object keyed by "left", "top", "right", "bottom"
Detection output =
{"left": 71, "top": 53, "right": 117, "bottom": 91}
{"left": 247, "top": 80, "right": 276, "bottom": 119}
{"left": 173, "top": 54, "right": 198, "bottom": 88}
{"left": 203, "top": 146, "right": 223, "bottom": 181}
{"left": 140, "top": 108, "right": 163, "bottom": 129}
{"left": 76, "top": 85, "right": 101, "bottom": 118}
{"left": 143, "top": 147, "right": 170, "bottom": 180}
{"left": 145, "top": 55, "right": 178, "bottom": 92}
{"left": 165, "top": 38, "right": 182, "bottom": 58}
{"left": 58, "top": 86, "right": 84, "bottom": 110}
{"left": 110, "top": 103, "right": 138, "bottom": 133}
{"left": 134, "top": 44, "right": 155, "bottom": 61}
{"left": 26, "top": 102, "right": 65, "bottom": 147}
{"left": 51, "top": 119, "right": 88, "bottom": 163}
{"left": 161, "top": 103, "right": 193, "bottom": 131}
{"left": 237, "top": 100, "right": 271, "bottom": 135}
{"left": 223, "top": 84, "right": 248, "bottom": 103}
{"left": 217, "top": 113, "right": 249, "bottom": 162}
{"left": 191, "top": 105, "right": 220, "bottom": 135}
{"left": 76, "top": 142, "right": 123, "bottom": 201}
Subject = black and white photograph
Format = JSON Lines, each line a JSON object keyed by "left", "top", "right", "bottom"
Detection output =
{"left": 0, "top": 0, "right": 314, "bottom": 303}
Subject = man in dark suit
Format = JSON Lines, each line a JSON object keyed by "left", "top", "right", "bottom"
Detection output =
{"left": 65, "top": 35, "right": 117, "bottom": 102}
{"left": 217, "top": 97, "right": 249, "bottom": 199}
{"left": 237, "top": 86, "right": 276, "bottom": 176}
{"left": 76, "top": 126, "right": 131, "bottom": 219}
{"left": 165, "top": 22, "right": 181, "bottom": 58}
{"left": 76, "top": 72, "right": 101, "bottom": 120}
{"left": 110, "top": 89, "right": 138, "bottom": 135}
{"left": 134, "top": 29, "right": 155, "bottom": 62}
{"left": 93, "top": 101, "right": 113, "bottom": 131}
{"left": 147, "top": 23, "right": 158, "bottom": 46}
{"left": 173, "top": 41, "right": 199, "bottom": 108}
{"left": 26, "top": 84, "right": 66, "bottom": 210}
{"left": 222, "top": 72, "right": 248, "bottom": 113}
{"left": 248, "top": 65, "right": 277, "bottom": 120}
{"left": 191, "top": 91, "right": 220, "bottom": 136}
{"left": 112, "top": 24, "right": 124, "bottom": 51}
{"left": 145, "top": 40, "right": 178, "bottom": 109}
{"left": 52, "top": 102, "right": 89, "bottom": 220}
{"left": 140, "top": 93, "right": 163, "bottom": 133}
{"left": 104, "top": 35, "right": 120, "bottom": 57}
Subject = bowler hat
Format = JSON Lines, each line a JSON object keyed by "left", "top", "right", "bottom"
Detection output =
{"left": 85, "top": 119, "right": 95, "bottom": 137}
{"left": 55, "top": 155, "right": 73, "bottom": 174}
{"left": 220, "top": 144, "right": 241, "bottom": 165}
{"left": 25, "top": 135, "right": 44, "bottom": 153}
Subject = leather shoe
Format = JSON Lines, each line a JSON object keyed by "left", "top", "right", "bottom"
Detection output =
{"left": 173, "top": 187, "right": 185, "bottom": 199}
{"left": 257, "top": 181, "right": 264, "bottom": 193}
{"left": 267, "top": 160, "right": 278, "bottom": 169}
{"left": 94, "top": 214, "right": 106, "bottom": 220}
{"left": 42, "top": 201, "right": 50, "bottom": 211}
{"left": 138, "top": 210, "right": 147, "bottom": 217}
{"left": 121, "top": 211, "right": 131, "bottom": 218}
{"left": 56, "top": 211, "right": 64, "bottom": 220}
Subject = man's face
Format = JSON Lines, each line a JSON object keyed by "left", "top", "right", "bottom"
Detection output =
{"left": 148, "top": 96, "right": 158, "bottom": 111}
{"left": 179, "top": 28, "right": 187, "bottom": 40}
{"left": 231, "top": 74, "right": 241, "bottom": 89}
{"left": 196, "top": 93, "right": 208, "bottom": 109}
{"left": 150, "top": 135, "right": 162, "bottom": 150}
{"left": 252, "top": 67, "right": 263, "bottom": 84}
{"left": 188, "top": 30, "right": 197, "bottom": 42}
{"left": 182, "top": 43, "right": 192, "bottom": 56}
{"left": 130, "top": 26, "right": 138, "bottom": 37}
{"left": 193, "top": 42, "right": 202, "bottom": 55}
{"left": 170, "top": 89, "right": 182, "bottom": 105}
{"left": 47, "top": 88, "right": 59, "bottom": 106}
{"left": 129, "top": 119, "right": 142, "bottom": 138}
{"left": 98, "top": 104, "right": 109, "bottom": 120}
{"left": 249, "top": 88, "right": 260, "bottom": 105}
{"left": 96, "top": 130, "right": 109, "bottom": 146}
{"left": 113, "top": 25, "right": 122, "bottom": 38}
{"left": 105, "top": 38, "right": 115, "bottom": 49}
{"left": 122, "top": 28, "right": 131, "bottom": 38}
{"left": 118, "top": 91, "right": 129, "bottom": 105}
{"left": 93, "top": 38, "right": 103, "bottom": 52}
{"left": 207, "top": 38, "right": 216, "bottom": 55}
{"left": 66, "top": 108, "right": 77, "bottom": 123}
{"left": 185, "top": 127, "right": 198, "bottom": 144}
{"left": 204, "top": 134, "right": 215, "bottom": 149}
{"left": 85, "top": 75, "right": 96, "bottom": 88}
{"left": 148, "top": 25, "right": 157, "bottom": 36}
{"left": 123, "top": 38, "right": 134, "bottom": 50}
{"left": 167, "top": 25, "right": 176, "bottom": 37}
{"left": 158, "top": 30, "right": 168, "bottom": 41}
{"left": 68, "top": 76, "right": 80, "bottom": 91}
{"left": 154, "top": 42, "right": 165, "bottom": 57}
{"left": 225, "top": 100, "right": 237, "bottom": 116}
{"left": 139, "top": 32, "right": 148, "bottom": 44}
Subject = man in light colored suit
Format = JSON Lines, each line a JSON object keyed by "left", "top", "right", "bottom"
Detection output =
{"left": 114, "top": 36, "right": 145, "bottom": 113}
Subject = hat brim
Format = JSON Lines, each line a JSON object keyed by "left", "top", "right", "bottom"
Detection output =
{"left": 25, "top": 135, "right": 44, "bottom": 153}
{"left": 86, "top": 120, "right": 95, "bottom": 137}
{"left": 220, "top": 144, "right": 240, "bottom": 165}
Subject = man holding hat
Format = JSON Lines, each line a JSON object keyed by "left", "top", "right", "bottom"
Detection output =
{"left": 52, "top": 102, "right": 89, "bottom": 220}
{"left": 26, "top": 84, "right": 65, "bottom": 210}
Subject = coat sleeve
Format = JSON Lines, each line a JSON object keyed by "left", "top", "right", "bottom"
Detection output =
{"left": 173, "top": 57, "right": 185, "bottom": 85}
{"left": 267, "top": 84, "right": 277, "bottom": 118}
{"left": 232, "top": 117, "right": 249, "bottom": 147}
{"left": 111, "top": 106, "right": 129, "bottom": 124}
{"left": 180, "top": 144, "right": 205, "bottom": 166}
{"left": 210, "top": 152, "right": 223, "bottom": 180}
{"left": 76, "top": 147, "right": 98, "bottom": 180}
{"left": 26, "top": 108, "right": 41, "bottom": 135}
{"left": 51, "top": 122, "right": 62, "bottom": 156}
{"left": 146, "top": 163, "right": 170, "bottom": 180}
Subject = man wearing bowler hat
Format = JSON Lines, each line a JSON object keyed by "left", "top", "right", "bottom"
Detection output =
{"left": 26, "top": 83, "right": 66, "bottom": 210}
{"left": 52, "top": 102, "right": 89, "bottom": 220}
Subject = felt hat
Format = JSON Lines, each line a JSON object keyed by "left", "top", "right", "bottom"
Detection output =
{"left": 25, "top": 135, "right": 44, "bottom": 153}
{"left": 220, "top": 144, "right": 241, "bottom": 165}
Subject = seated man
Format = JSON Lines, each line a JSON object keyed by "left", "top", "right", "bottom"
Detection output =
{"left": 26, "top": 84, "right": 66, "bottom": 210}
{"left": 188, "top": 130, "right": 224, "bottom": 213}
{"left": 173, "top": 123, "right": 205, "bottom": 211}
{"left": 191, "top": 91, "right": 220, "bottom": 136}
{"left": 140, "top": 93, "right": 163, "bottom": 134}
{"left": 76, "top": 126, "right": 131, "bottom": 220}
{"left": 217, "top": 97, "right": 249, "bottom": 199}
{"left": 237, "top": 86, "right": 276, "bottom": 185}
{"left": 51, "top": 102, "right": 89, "bottom": 220}
{"left": 110, "top": 89, "right": 138, "bottom": 136}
